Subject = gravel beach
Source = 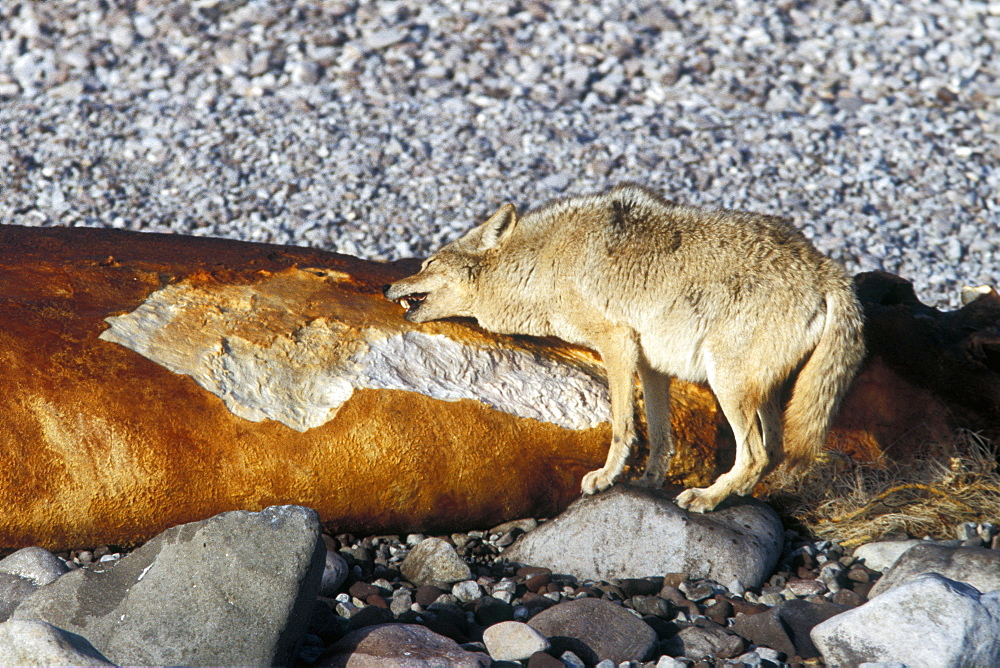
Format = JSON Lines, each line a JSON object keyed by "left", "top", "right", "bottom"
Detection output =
{"left": 1, "top": 0, "right": 997, "bottom": 308}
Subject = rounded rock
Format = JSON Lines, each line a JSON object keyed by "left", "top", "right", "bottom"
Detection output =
{"left": 482, "top": 621, "right": 551, "bottom": 662}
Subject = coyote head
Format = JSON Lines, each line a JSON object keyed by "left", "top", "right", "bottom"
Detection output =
{"left": 384, "top": 203, "right": 517, "bottom": 323}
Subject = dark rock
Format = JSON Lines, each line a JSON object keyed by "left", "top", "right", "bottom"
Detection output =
{"left": 365, "top": 594, "right": 389, "bottom": 609}
{"left": 415, "top": 584, "right": 445, "bottom": 607}
{"left": 831, "top": 589, "right": 866, "bottom": 608}
{"left": 724, "top": 596, "right": 769, "bottom": 616}
{"left": 13, "top": 505, "right": 325, "bottom": 667}
{"left": 659, "top": 586, "right": 699, "bottom": 618}
{"left": 730, "top": 598, "right": 849, "bottom": 660}
{"left": 704, "top": 597, "right": 734, "bottom": 623}
{"left": 620, "top": 577, "right": 664, "bottom": 597}
{"left": 349, "top": 581, "right": 385, "bottom": 600}
{"left": 524, "top": 572, "right": 552, "bottom": 593}
{"left": 473, "top": 596, "right": 515, "bottom": 626}
{"left": 527, "top": 597, "right": 657, "bottom": 665}
{"left": 632, "top": 596, "right": 673, "bottom": 619}
{"left": 318, "top": 623, "right": 490, "bottom": 667}
{"left": 669, "top": 626, "right": 746, "bottom": 660}
{"left": 347, "top": 605, "right": 394, "bottom": 630}
{"left": 505, "top": 486, "right": 782, "bottom": 591}
{"left": 527, "top": 650, "right": 564, "bottom": 668}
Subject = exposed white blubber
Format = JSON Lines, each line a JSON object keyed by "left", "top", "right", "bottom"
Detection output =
{"left": 99, "top": 275, "right": 609, "bottom": 432}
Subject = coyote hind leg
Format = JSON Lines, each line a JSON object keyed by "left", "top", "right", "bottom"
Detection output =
{"left": 637, "top": 355, "right": 673, "bottom": 488}
{"left": 676, "top": 377, "right": 772, "bottom": 513}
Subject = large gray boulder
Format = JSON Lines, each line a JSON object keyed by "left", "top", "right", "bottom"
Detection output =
{"left": 503, "top": 485, "right": 783, "bottom": 591}
{"left": 811, "top": 574, "right": 1000, "bottom": 667}
{"left": 14, "top": 505, "right": 325, "bottom": 667}
{"left": 869, "top": 543, "right": 1000, "bottom": 598}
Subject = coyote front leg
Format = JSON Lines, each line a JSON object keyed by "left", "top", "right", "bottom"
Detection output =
{"left": 581, "top": 330, "right": 641, "bottom": 495}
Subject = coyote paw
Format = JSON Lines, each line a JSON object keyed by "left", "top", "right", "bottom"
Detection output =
{"left": 675, "top": 487, "right": 722, "bottom": 513}
{"left": 581, "top": 468, "right": 617, "bottom": 495}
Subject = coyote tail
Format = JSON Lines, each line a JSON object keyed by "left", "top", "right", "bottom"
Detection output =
{"left": 782, "top": 288, "right": 866, "bottom": 471}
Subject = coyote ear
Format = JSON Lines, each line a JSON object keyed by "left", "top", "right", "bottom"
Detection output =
{"left": 477, "top": 203, "right": 518, "bottom": 251}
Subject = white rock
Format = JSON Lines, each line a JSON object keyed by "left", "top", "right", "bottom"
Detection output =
{"left": 811, "top": 573, "right": 1000, "bottom": 667}
{"left": 869, "top": 543, "right": 1000, "bottom": 598}
{"left": 452, "top": 580, "right": 482, "bottom": 603}
{"left": 851, "top": 539, "right": 924, "bottom": 573}
{"left": 482, "top": 621, "right": 550, "bottom": 661}
{"left": 400, "top": 538, "right": 471, "bottom": 586}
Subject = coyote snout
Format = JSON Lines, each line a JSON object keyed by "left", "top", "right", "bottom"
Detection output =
{"left": 385, "top": 185, "right": 865, "bottom": 512}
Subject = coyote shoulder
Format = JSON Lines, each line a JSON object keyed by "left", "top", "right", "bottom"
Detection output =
{"left": 385, "top": 184, "right": 865, "bottom": 512}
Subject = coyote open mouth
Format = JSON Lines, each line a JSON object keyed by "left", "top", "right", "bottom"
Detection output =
{"left": 395, "top": 293, "right": 426, "bottom": 316}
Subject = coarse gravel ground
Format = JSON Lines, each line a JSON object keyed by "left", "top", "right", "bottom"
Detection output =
{"left": 0, "top": 0, "right": 998, "bottom": 308}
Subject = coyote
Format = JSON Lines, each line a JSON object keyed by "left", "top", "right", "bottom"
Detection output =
{"left": 385, "top": 184, "right": 865, "bottom": 512}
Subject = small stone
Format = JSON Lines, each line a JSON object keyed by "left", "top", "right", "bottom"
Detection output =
{"left": 978, "top": 523, "right": 996, "bottom": 543}
{"left": 786, "top": 578, "right": 827, "bottom": 597}
{"left": 704, "top": 597, "right": 734, "bottom": 623}
{"left": 401, "top": 538, "right": 471, "bottom": 586}
{"left": 319, "top": 623, "right": 490, "bottom": 667}
{"left": 680, "top": 581, "right": 723, "bottom": 602}
{"left": 320, "top": 550, "right": 349, "bottom": 597}
{"left": 346, "top": 604, "right": 393, "bottom": 630}
{"left": 482, "top": 621, "right": 551, "bottom": 662}
{"left": 365, "top": 28, "right": 408, "bottom": 50}
{"left": 671, "top": 626, "right": 746, "bottom": 660}
{"left": 560, "top": 650, "right": 586, "bottom": 668}
{"left": 348, "top": 581, "right": 383, "bottom": 600}
{"left": 632, "top": 596, "right": 672, "bottom": 619}
{"left": 390, "top": 590, "right": 413, "bottom": 617}
{"left": 831, "top": 589, "right": 865, "bottom": 607}
{"left": 957, "top": 521, "right": 979, "bottom": 541}
{"left": 452, "top": 580, "right": 482, "bottom": 603}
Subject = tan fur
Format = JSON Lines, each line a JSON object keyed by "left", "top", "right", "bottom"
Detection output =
{"left": 386, "top": 184, "right": 866, "bottom": 512}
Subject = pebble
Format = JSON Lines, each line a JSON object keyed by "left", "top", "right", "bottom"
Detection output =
{"left": 482, "top": 621, "right": 551, "bottom": 662}
{"left": 0, "top": 0, "right": 995, "bottom": 309}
